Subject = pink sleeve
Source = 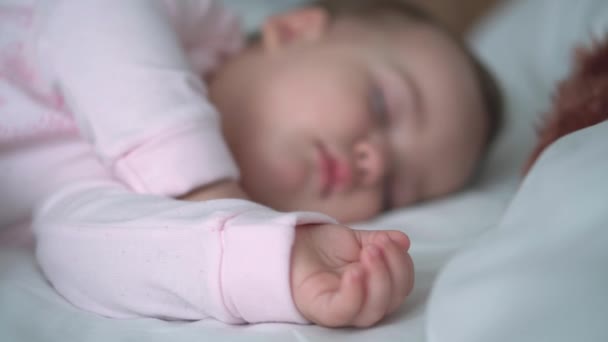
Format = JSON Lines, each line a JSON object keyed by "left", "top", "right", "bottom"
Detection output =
{"left": 38, "top": 0, "right": 240, "bottom": 197}
{"left": 34, "top": 180, "right": 336, "bottom": 323}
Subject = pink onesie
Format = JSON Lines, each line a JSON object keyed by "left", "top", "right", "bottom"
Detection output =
{"left": 0, "top": 0, "right": 334, "bottom": 324}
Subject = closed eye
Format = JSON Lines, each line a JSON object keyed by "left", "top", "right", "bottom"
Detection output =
{"left": 370, "top": 85, "right": 390, "bottom": 127}
{"left": 370, "top": 85, "right": 395, "bottom": 212}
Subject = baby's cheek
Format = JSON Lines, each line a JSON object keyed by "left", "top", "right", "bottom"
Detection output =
{"left": 244, "top": 146, "right": 311, "bottom": 202}
{"left": 429, "top": 152, "right": 476, "bottom": 197}
{"left": 271, "top": 157, "right": 309, "bottom": 192}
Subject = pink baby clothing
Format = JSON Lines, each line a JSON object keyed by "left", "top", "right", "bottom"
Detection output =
{"left": 0, "top": 0, "right": 334, "bottom": 324}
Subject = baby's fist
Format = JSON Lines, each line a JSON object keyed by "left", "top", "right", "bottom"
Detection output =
{"left": 290, "top": 224, "right": 414, "bottom": 328}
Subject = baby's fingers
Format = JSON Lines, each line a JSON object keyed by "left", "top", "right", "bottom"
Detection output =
{"left": 384, "top": 230, "right": 411, "bottom": 250}
{"left": 352, "top": 245, "right": 392, "bottom": 327}
{"left": 378, "top": 235, "right": 415, "bottom": 313}
{"left": 355, "top": 230, "right": 410, "bottom": 251}
{"left": 311, "top": 265, "right": 365, "bottom": 327}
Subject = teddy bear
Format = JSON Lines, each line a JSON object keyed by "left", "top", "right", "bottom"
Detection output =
{"left": 524, "top": 36, "right": 608, "bottom": 174}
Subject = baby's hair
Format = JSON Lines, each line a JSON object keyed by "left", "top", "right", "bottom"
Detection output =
{"left": 310, "top": 0, "right": 504, "bottom": 152}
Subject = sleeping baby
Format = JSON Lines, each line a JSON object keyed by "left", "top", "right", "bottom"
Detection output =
{"left": 0, "top": 0, "right": 502, "bottom": 327}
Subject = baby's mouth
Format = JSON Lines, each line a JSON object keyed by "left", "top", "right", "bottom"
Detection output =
{"left": 316, "top": 142, "right": 352, "bottom": 199}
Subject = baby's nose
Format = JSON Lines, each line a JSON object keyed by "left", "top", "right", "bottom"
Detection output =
{"left": 353, "top": 138, "right": 388, "bottom": 188}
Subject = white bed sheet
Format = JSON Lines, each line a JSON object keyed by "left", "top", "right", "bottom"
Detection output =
{"left": 2, "top": 0, "right": 605, "bottom": 341}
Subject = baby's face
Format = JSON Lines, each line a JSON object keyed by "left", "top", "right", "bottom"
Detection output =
{"left": 211, "top": 14, "right": 487, "bottom": 222}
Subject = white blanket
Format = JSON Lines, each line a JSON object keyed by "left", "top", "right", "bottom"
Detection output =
{"left": 2, "top": 0, "right": 608, "bottom": 341}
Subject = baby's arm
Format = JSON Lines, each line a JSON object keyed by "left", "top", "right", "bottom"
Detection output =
{"left": 34, "top": 180, "right": 413, "bottom": 326}
{"left": 34, "top": 180, "right": 334, "bottom": 323}
{"left": 40, "top": 0, "right": 239, "bottom": 197}
{"left": 179, "top": 180, "right": 248, "bottom": 202}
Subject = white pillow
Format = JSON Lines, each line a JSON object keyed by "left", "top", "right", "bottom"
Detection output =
{"left": 220, "top": 0, "right": 311, "bottom": 33}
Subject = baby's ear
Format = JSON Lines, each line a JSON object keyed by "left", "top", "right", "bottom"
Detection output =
{"left": 261, "top": 7, "right": 329, "bottom": 51}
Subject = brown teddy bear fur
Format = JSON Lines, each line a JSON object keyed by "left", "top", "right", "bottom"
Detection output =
{"left": 523, "top": 37, "right": 608, "bottom": 174}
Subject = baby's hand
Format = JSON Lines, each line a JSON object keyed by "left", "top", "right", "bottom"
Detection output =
{"left": 178, "top": 180, "right": 248, "bottom": 202}
{"left": 291, "top": 224, "right": 414, "bottom": 328}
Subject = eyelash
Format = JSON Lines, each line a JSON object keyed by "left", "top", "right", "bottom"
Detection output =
{"left": 371, "top": 86, "right": 394, "bottom": 211}
{"left": 371, "top": 86, "right": 390, "bottom": 126}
